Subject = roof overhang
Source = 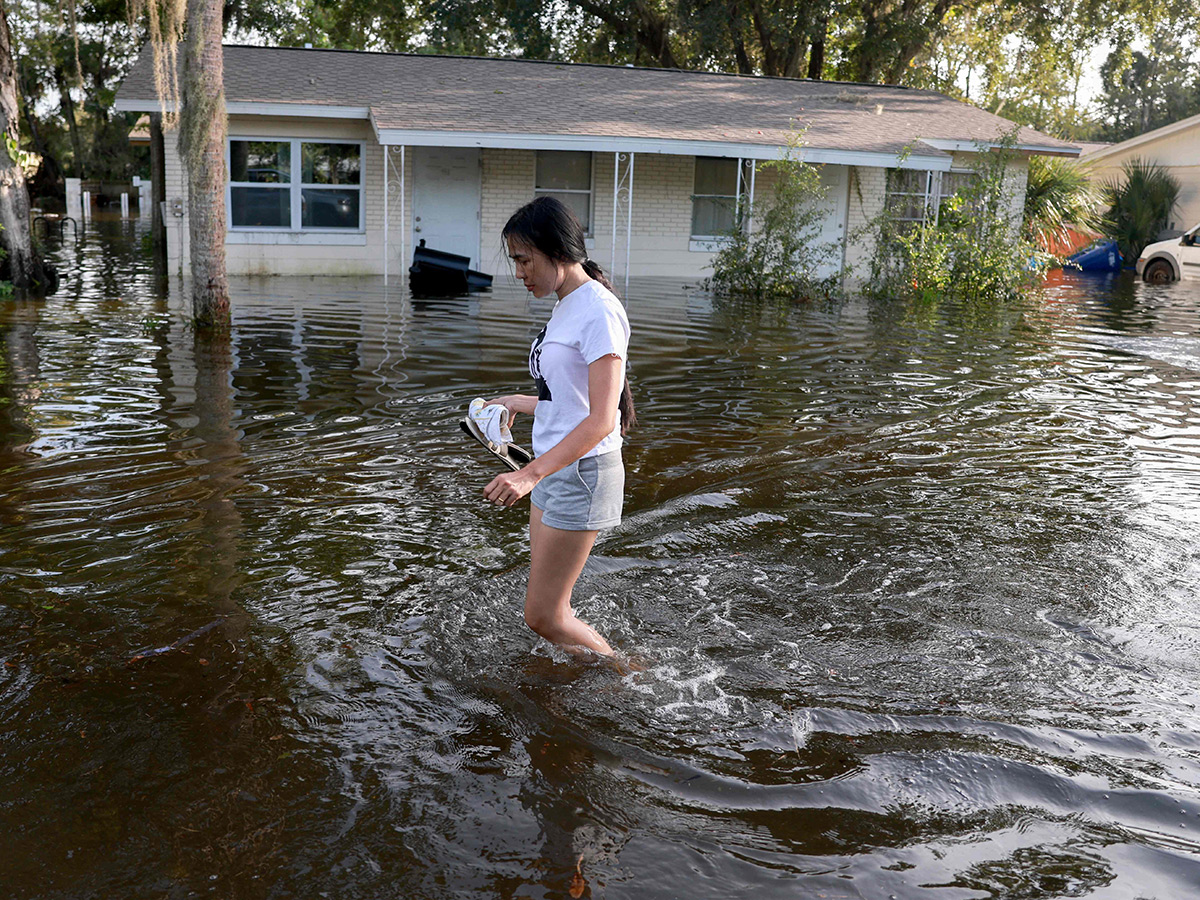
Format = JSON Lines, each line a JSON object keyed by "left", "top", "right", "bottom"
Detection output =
{"left": 113, "top": 96, "right": 970, "bottom": 170}
{"left": 114, "top": 99, "right": 372, "bottom": 119}
{"left": 1080, "top": 110, "right": 1200, "bottom": 163}
{"left": 371, "top": 125, "right": 952, "bottom": 170}
{"left": 920, "top": 137, "right": 1081, "bottom": 158}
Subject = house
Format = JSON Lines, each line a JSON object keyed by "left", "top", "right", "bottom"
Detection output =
{"left": 1082, "top": 116, "right": 1200, "bottom": 235}
{"left": 114, "top": 45, "right": 1079, "bottom": 285}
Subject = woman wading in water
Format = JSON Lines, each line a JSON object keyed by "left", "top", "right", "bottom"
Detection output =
{"left": 484, "top": 197, "right": 634, "bottom": 658}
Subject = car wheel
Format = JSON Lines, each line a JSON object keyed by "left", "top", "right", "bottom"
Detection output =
{"left": 1144, "top": 259, "right": 1175, "bottom": 284}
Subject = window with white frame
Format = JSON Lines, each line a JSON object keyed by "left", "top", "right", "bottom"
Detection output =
{"left": 886, "top": 169, "right": 978, "bottom": 229}
{"left": 535, "top": 151, "right": 592, "bottom": 232}
{"left": 885, "top": 169, "right": 932, "bottom": 229}
{"left": 228, "top": 139, "right": 363, "bottom": 231}
{"left": 691, "top": 157, "right": 739, "bottom": 237}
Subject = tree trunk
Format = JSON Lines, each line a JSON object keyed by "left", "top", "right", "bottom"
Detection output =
{"left": 882, "top": 0, "right": 955, "bottom": 85}
{"left": 575, "top": 0, "right": 679, "bottom": 69}
{"left": 180, "top": 0, "right": 229, "bottom": 328}
{"left": 0, "top": 0, "right": 48, "bottom": 292}
{"left": 727, "top": 2, "right": 754, "bottom": 74}
{"left": 807, "top": 15, "right": 827, "bottom": 79}
{"left": 54, "top": 64, "right": 86, "bottom": 178}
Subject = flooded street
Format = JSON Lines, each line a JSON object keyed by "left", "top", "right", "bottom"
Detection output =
{"left": 4, "top": 217, "right": 1200, "bottom": 898}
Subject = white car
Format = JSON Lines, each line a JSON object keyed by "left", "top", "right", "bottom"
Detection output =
{"left": 1138, "top": 225, "right": 1200, "bottom": 282}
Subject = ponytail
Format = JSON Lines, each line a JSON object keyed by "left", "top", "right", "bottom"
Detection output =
{"left": 581, "top": 258, "right": 615, "bottom": 293}
{"left": 582, "top": 258, "right": 636, "bottom": 435}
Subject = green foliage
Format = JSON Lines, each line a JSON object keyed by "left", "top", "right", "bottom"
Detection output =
{"left": 865, "top": 135, "right": 1050, "bottom": 304}
{"left": 1094, "top": 4, "right": 1200, "bottom": 142}
{"left": 1023, "top": 155, "right": 1104, "bottom": 248}
{"left": 905, "top": 0, "right": 1102, "bottom": 139}
{"left": 707, "top": 133, "right": 843, "bottom": 301}
{"left": 1102, "top": 157, "right": 1181, "bottom": 261}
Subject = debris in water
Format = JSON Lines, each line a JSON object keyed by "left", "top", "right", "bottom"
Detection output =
{"left": 126, "top": 618, "right": 226, "bottom": 666}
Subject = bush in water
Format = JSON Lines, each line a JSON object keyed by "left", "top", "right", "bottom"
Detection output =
{"left": 707, "top": 130, "right": 845, "bottom": 302}
{"left": 1102, "top": 157, "right": 1180, "bottom": 263}
{"left": 862, "top": 131, "right": 1055, "bottom": 304}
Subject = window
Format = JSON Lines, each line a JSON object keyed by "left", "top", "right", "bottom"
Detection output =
{"left": 228, "top": 139, "right": 363, "bottom": 231}
{"left": 691, "top": 157, "right": 739, "bottom": 237}
{"left": 939, "top": 171, "right": 976, "bottom": 203}
{"left": 535, "top": 151, "right": 592, "bottom": 232}
{"left": 885, "top": 169, "right": 932, "bottom": 229}
{"left": 229, "top": 140, "right": 291, "bottom": 228}
{"left": 885, "top": 169, "right": 978, "bottom": 230}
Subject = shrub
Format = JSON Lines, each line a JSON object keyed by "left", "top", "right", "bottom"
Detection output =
{"left": 1102, "top": 158, "right": 1180, "bottom": 262}
{"left": 1023, "top": 155, "right": 1104, "bottom": 250}
{"left": 707, "top": 132, "right": 845, "bottom": 301}
{"left": 863, "top": 133, "right": 1052, "bottom": 303}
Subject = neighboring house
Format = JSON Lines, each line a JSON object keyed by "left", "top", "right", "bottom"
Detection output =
{"left": 114, "top": 45, "right": 1079, "bottom": 283}
{"left": 1082, "top": 116, "right": 1200, "bottom": 234}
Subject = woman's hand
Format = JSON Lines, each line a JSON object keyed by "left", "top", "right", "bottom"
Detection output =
{"left": 486, "top": 394, "right": 537, "bottom": 431}
{"left": 483, "top": 466, "right": 541, "bottom": 508}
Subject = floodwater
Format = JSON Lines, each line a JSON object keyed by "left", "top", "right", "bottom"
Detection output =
{"left": 4, "top": 217, "right": 1200, "bottom": 899}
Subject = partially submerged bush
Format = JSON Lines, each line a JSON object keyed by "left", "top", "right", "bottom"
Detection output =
{"left": 707, "top": 132, "right": 844, "bottom": 302}
{"left": 1102, "top": 157, "right": 1180, "bottom": 262}
{"left": 864, "top": 133, "right": 1052, "bottom": 303}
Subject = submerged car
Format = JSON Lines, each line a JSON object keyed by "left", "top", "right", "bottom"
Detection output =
{"left": 1137, "top": 225, "right": 1200, "bottom": 282}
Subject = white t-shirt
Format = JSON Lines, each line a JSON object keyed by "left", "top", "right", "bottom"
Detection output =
{"left": 529, "top": 279, "right": 630, "bottom": 458}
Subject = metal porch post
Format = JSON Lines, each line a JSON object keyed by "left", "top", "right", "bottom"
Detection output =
{"left": 400, "top": 146, "right": 407, "bottom": 280}
{"left": 611, "top": 152, "right": 619, "bottom": 276}
{"left": 624, "top": 152, "right": 634, "bottom": 297}
{"left": 384, "top": 146, "right": 407, "bottom": 284}
{"left": 747, "top": 160, "right": 757, "bottom": 233}
{"left": 611, "top": 151, "right": 635, "bottom": 295}
{"left": 384, "top": 145, "right": 390, "bottom": 282}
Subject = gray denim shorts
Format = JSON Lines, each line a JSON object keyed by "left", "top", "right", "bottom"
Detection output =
{"left": 531, "top": 450, "right": 624, "bottom": 531}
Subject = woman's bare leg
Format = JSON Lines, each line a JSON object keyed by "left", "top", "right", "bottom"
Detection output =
{"left": 525, "top": 506, "right": 614, "bottom": 656}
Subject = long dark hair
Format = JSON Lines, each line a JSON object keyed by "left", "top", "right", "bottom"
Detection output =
{"left": 503, "top": 196, "right": 636, "bottom": 434}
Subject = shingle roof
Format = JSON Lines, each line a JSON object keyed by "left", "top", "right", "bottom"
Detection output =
{"left": 117, "top": 45, "right": 1078, "bottom": 157}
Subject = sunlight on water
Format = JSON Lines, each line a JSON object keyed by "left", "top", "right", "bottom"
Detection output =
{"left": 2, "top": 220, "right": 1200, "bottom": 897}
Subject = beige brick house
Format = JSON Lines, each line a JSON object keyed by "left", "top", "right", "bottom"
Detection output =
{"left": 114, "top": 45, "right": 1079, "bottom": 285}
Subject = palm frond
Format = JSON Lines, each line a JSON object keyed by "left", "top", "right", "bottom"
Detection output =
{"left": 1023, "top": 156, "right": 1104, "bottom": 248}
{"left": 1102, "top": 157, "right": 1181, "bottom": 261}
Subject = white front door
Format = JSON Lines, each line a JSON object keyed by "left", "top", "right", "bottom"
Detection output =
{"left": 411, "top": 147, "right": 482, "bottom": 267}
{"left": 812, "top": 165, "right": 848, "bottom": 280}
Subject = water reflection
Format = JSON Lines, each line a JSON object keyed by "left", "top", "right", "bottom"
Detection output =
{"left": 4, "top": 226, "right": 1200, "bottom": 898}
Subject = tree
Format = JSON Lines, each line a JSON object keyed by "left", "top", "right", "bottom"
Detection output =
{"left": 131, "top": 0, "right": 229, "bottom": 326}
{"left": 180, "top": 0, "right": 229, "bottom": 327}
{"left": 0, "top": 0, "right": 54, "bottom": 292}
{"left": 1096, "top": 31, "right": 1200, "bottom": 141}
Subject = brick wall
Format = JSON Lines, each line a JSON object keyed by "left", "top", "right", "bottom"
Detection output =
{"left": 844, "top": 165, "right": 888, "bottom": 281}
{"left": 480, "top": 148, "right": 536, "bottom": 276}
{"left": 161, "top": 126, "right": 1028, "bottom": 284}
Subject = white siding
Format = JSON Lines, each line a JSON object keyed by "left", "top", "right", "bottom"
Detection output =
{"left": 1085, "top": 127, "right": 1200, "bottom": 234}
